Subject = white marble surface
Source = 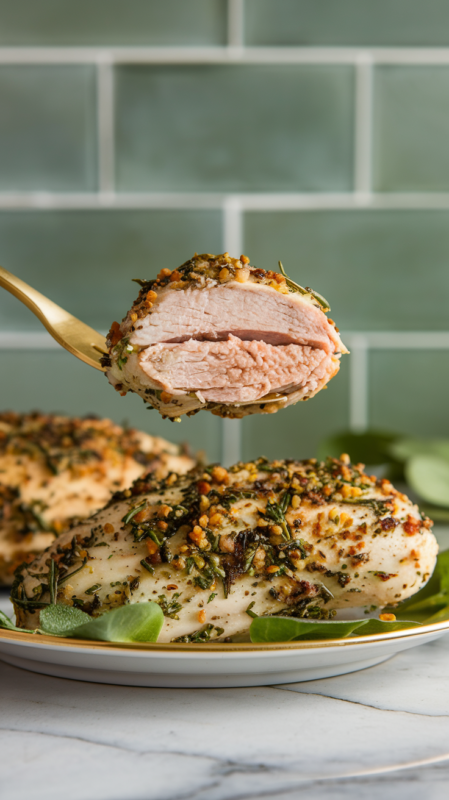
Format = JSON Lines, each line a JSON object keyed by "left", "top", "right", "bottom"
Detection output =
{"left": 1, "top": 526, "right": 449, "bottom": 800}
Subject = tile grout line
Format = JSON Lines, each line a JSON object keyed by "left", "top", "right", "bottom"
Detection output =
{"left": 3, "top": 46, "right": 449, "bottom": 65}
{"left": 354, "top": 53, "right": 374, "bottom": 200}
{"left": 346, "top": 333, "right": 369, "bottom": 432}
{"left": 5, "top": 192, "right": 449, "bottom": 211}
{"left": 221, "top": 197, "right": 243, "bottom": 466}
{"left": 96, "top": 56, "right": 115, "bottom": 194}
{"left": 227, "top": 0, "right": 244, "bottom": 49}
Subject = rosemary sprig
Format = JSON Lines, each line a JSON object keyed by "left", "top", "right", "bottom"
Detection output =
{"left": 48, "top": 559, "right": 58, "bottom": 605}
{"left": 263, "top": 493, "right": 291, "bottom": 541}
{"left": 58, "top": 557, "right": 88, "bottom": 586}
{"left": 278, "top": 261, "right": 330, "bottom": 312}
{"left": 122, "top": 502, "right": 147, "bottom": 525}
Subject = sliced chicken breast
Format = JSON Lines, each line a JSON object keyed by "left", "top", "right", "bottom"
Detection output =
{"left": 0, "top": 411, "right": 195, "bottom": 584}
{"left": 14, "top": 456, "right": 437, "bottom": 642}
{"left": 103, "top": 253, "right": 347, "bottom": 419}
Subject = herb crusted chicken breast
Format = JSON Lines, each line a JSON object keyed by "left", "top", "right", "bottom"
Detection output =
{"left": 0, "top": 412, "right": 195, "bottom": 584}
{"left": 13, "top": 456, "right": 437, "bottom": 642}
{"left": 103, "top": 253, "right": 347, "bottom": 420}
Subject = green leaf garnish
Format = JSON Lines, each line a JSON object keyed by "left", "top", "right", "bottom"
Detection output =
{"left": 249, "top": 616, "right": 421, "bottom": 643}
{"left": 317, "top": 429, "right": 399, "bottom": 466}
{"left": 389, "top": 437, "right": 449, "bottom": 463}
{"left": 0, "top": 609, "right": 35, "bottom": 634}
{"left": 39, "top": 605, "right": 91, "bottom": 636}
{"left": 0, "top": 602, "right": 164, "bottom": 643}
{"left": 406, "top": 455, "right": 449, "bottom": 509}
{"left": 65, "top": 602, "right": 164, "bottom": 643}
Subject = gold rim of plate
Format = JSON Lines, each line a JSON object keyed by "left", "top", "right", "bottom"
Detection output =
{"left": 1, "top": 619, "right": 448, "bottom": 653}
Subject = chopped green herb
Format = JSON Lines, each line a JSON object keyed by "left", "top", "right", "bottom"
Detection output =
{"left": 245, "top": 601, "right": 258, "bottom": 618}
{"left": 122, "top": 502, "right": 147, "bottom": 525}
{"left": 84, "top": 584, "right": 101, "bottom": 595}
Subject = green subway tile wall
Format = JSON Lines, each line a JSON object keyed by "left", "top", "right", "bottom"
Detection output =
{"left": 245, "top": 0, "right": 449, "bottom": 47}
{"left": 0, "top": 0, "right": 227, "bottom": 46}
{"left": 0, "top": 0, "right": 449, "bottom": 459}
{"left": 0, "top": 66, "right": 97, "bottom": 191}
{"left": 0, "top": 351, "right": 222, "bottom": 462}
{"left": 374, "top": 67, "right": 449, "bottom": 192}
{"left": 0, "top": 210, "right": 222, "bottom": 331}
{"left": 244, "top": 210, "right": 449, "bottom": 332}
{"left": 241, "top": 357, "right": 350, "bottom": 463}
{"left": 116, "top": 65, "right": 354, "bottom": 192}
{"left": 369, "top": 350, "right": 449, "bottom": 436}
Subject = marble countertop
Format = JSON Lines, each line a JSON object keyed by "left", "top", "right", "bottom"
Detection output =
{"left": 2, "top": 526, "right": 449, "bottom": 800}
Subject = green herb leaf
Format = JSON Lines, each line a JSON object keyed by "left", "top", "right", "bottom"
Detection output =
{"left": 406, "top": 455, "right": 449, "bottom": 509}
{"left": 0, "top": 609, "right": 35, "bottom": 634}
{"left": 67, "top": 602, "right": 164, "bottom": 643}
{"left": 122, "top": 502, "right": 147, "bottom": 525}
{"left": 249, "top": 616, "right": 420, "bottom": 643}
{"left": 389, "top": 437, "right": 449, "bottom": 464}
{"left": 317, "top": 430, "right": 399, "bottom": 466}
{"left": 39, "top": 605, "right": 91, "bottom": 636}
{"left": 245, "top": 601, "right": 258, "bottom": 618}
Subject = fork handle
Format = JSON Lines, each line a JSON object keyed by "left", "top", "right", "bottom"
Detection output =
{"left": 0, "top": 265, "right": 107, "bottom": 371}
{"left": 0, "top": 264, "right": 64, "bottom": 325}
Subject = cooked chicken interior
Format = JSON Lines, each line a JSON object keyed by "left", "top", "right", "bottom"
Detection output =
{"left": 103, "top": 253, "right": 347, "bottom": 419}
{"left": 0, "top": 412, "right": 195, "bottom": 584}
{"left": 14, "top": 456, "right": 437, "bottom": 642}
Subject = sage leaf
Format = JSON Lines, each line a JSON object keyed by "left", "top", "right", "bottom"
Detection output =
{"left": 67, "top": 602, "right": 164, "bottom": 643}
{"left": 317, "top": 430, "right": 399, "bottom": 467}
{"left": 0, "top": 609, "right": 35, "bottom": 634}
{"left": 353, "top": 618, "right": 422, "bottom": 635}
{"left": 249, "top": 616, "right": 420, "bottom": 643}
{"left": 390, "top": 437, "right": 449, "bottom": 464}
{"left": 406, "top": 455, "right": 449, "bottom": 508}
{"left": 39, "top": 605, "right": 91, "bottom": 637}
{"left": 250, "top": 617, "right": 367, "bottom": 643}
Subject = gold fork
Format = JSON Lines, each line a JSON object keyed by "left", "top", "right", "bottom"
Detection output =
{"left": 0, "top": 265, "right": 107, "bottom": 371}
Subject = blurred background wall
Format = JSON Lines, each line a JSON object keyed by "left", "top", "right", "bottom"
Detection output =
{"left": 0, "top": 0, "right": 448, "bottom": 464}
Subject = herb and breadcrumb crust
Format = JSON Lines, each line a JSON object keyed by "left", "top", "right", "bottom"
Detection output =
{"left": 0, "top": 411, "right": 195, "bottom": 584}
{"left": 103, "top": 253, "right": 347, "bottom": 420}
{"left": 13, "top": 455, "right": 437, "bottom": 643}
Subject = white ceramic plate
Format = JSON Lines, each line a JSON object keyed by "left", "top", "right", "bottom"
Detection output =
{"left": 1, "top": 621, "right": 448, "bottom": 688}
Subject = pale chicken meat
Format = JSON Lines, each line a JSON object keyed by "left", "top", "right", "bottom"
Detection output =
{"left": 0, "top": 412, "right": 195, "bottom": 584}
{"left": 103, "top": 253, "right": 347, "bottom": 419}
{"left": 13, "top": 456, "right": 437, "bottom": 642}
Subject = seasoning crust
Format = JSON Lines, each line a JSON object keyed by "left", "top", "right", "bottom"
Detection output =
{"left": 0, "top": 411, "right": 195, "bottom": 584}
{"left": 13, "top": 455, "right": 437, "bottom": 642}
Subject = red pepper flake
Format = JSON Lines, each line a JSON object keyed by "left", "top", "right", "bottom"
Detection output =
{"left": 403, "top": 515, "right": 421, "bottom": 536}
{"left": 107, "top": 321, "right": 123, "bottom": 346}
